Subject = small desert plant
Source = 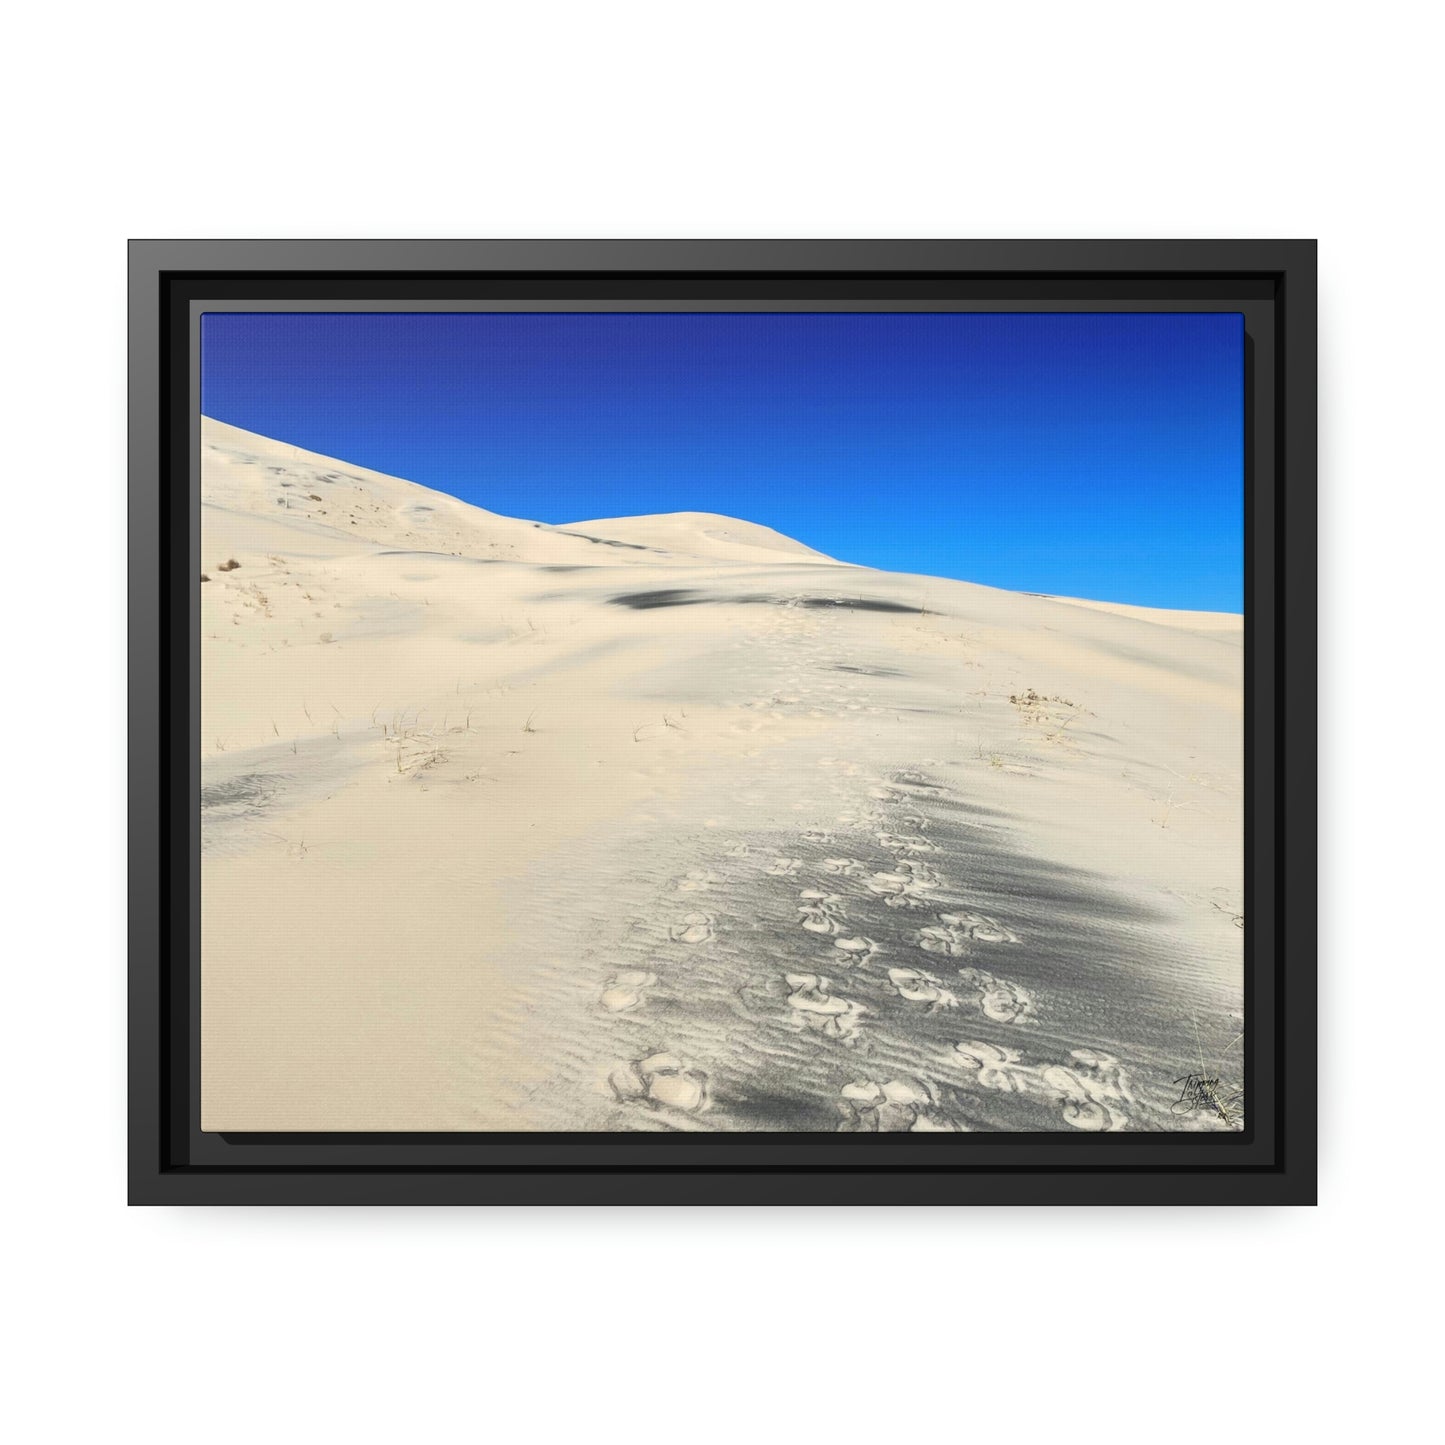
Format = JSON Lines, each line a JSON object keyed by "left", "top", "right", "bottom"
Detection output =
{"left": 1008, "top": 688, "right": 1088, "bottom": 747}
{"left": 389, "top": 738, "right": 447, "bottom": 776}
{"left": 1041, "top": 713, "right": 1084, "bottom": 746}
{"left": 199, "top": 573, "right": 210, "bottom": 583}
{"left": 1009, "top": 688, "right": 1076, "bottom": 710}
{"left": 217, "top": 558, "right": 241, "bottom": 572}
{"left": 522, "top": 710, "right": 539, "bottom": 733}
{"left": 1212, "top": 901, "right": 1245, "bottom": 929}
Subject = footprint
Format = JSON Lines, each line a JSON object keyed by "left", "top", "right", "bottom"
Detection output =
{"left": 1071, "top": 1047, "right": 1125, "bottom": 1076}
{"left": 832, "top": 935, "right": 878, "bottom": 963}
{"left": 908, "top": 1114, "right": 964, "bottom": 1132}
{"left": 918, "top": 911, "right": 1019, "bottom": 956}
{"left": 952, "top": 1040, "right": 1031, "bottom": 1092}
{"left": 1042, "top": 1075, "right": 1111, "bottom": 1130}
{"left": 766, "top": 857, "right": 803, "bottom": 878}
{"left": 939, "top": 911, "right": 1019, "bottom": 944}
{"left": 838, "top": 1076, "right": 960, "bottom": 1132}
{"left": 609, "top": 1052, "right": 711, "bottom": 1113}
{"left": 877, "top": 832, "right": 936, "bottom": 856}
{"left": 736, "top": 972, "right": 790, "bottom": 1020}
{"left": 956, "top": 966, "right": 1034, "bottom": 1023}
{"left": 866, "top": 860, "right": 939, "bottom": 908}
{"left": 669, "top": 911, "right": 715, "bottom": 945}
{"left": 867, "top": 869, "right": 916, "bottom": 901}
{"left": 972, "top": 924, "right": 1018, "bottom": 944}
{"left": 980, "top": 982, "right": 1033, "bottom": 1023}
{"left": 917, "top": 924, "right": 971, "bottom": 957}
{"left": 798, "top": 890, "right": 845, "bottom": 935}
{"left": 674, "top": 869, "right": 719, "bottom": 893}
{"left": 1039, "top": 1054, "right": 1132, "bottom": 1132}
{"left": 599, "top": 969, "right": 659, "bottom": 1013}
{"left": 820, "top": 857, "right": 867, "bottom": 878}
{"left": 784, "top": 973, "right": 867, "bottom": 1042}
{"left": 886, "top": 967, "right": 959, "bottom": 1011}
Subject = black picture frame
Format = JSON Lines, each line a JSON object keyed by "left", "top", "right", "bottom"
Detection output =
{"left": 129, "top": 239, "right": 1317, "bottom": 1205}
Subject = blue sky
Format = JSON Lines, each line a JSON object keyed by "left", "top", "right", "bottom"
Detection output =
{"left": 201, "top": 311, "right": 1243, "bottom": 610}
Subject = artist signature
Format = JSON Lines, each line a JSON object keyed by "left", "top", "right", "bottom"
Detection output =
{"left": 1172, "top": 1072, "right": 1244, "bottom": 1127}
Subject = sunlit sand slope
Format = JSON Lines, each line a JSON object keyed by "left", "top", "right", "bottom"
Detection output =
{"left": 200, "top": 419, "right": 1243, "bottom": 1133}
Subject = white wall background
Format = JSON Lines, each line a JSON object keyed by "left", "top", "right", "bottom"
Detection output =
{"left": 2, "top": 2, "right": 1433, "bottom": 1439}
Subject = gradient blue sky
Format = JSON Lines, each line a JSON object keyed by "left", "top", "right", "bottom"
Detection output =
{"left": 201, "top": 311, "right": 1243, "bottom": 610}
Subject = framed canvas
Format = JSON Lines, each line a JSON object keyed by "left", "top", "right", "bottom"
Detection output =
{"left": 128, "top": 239, "right": 1316, "bottom": 1205}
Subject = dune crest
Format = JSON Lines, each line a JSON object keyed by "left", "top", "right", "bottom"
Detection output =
{"left": 565, "top": 510, "right": 839, "bottom": 565}
{"left": 201, "top": 418, "right": 837, "bottom": 569}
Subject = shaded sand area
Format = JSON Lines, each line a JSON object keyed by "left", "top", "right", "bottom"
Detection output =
{"left": 200, "top": 419, "right": 1244, "bottom": 1133}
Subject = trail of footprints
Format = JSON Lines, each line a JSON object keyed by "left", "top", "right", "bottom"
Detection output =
{"left": 594, "top": 749, "right": 1138, "bottom": 1133}
{"left": 583, "top": 600, "right": 1153, "bottom": 1133}
{"left": 950, "top": 1042, "right": 1135, "bottom": 1132}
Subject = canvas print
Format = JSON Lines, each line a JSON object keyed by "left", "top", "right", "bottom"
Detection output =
{"left": 199, "top": 311, "right": 1244, "bottom": 1134}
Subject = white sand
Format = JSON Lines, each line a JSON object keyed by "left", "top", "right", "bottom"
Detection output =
{"left": 201, "top": 419, "right": 1243, "bottom": 1133}
{"left": 1040, "top": 593, "right": 1245, "bottom": 632}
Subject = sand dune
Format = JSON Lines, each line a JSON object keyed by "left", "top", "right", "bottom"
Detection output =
{"left": 200, "top": 418, "right": 1243, "bottom": 1133}
{"left": 568, "top": 510, "right": 839, "bottom": 565}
